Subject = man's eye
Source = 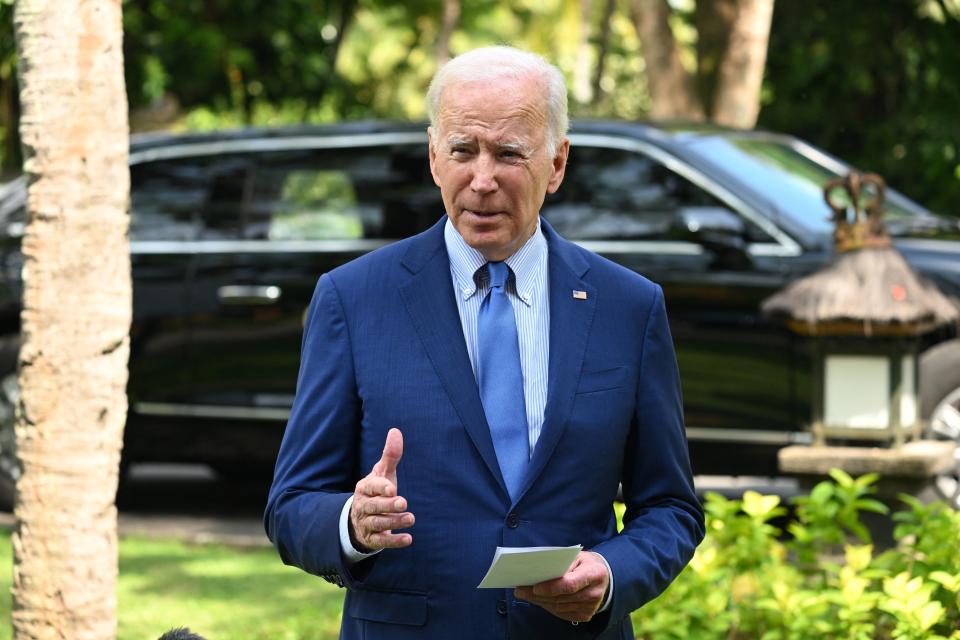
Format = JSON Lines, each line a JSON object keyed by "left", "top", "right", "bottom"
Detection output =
{"left": 499, "top": 150, "right": 524, "bottom": 161}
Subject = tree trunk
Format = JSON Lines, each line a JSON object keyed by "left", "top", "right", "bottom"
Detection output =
{"left": 712, "top": 0, "right": 775, "bottom": 128}
{"left": 694, "top": 0, "right": 737, "bottom": 115}
{"left": 12, "top": 0, "right": 130, "bottom": 637}
{"left": 436, "top": 0, "right": 460, "bottom": 66}
{"left": 629, "top": 0, "right": 704, "bottom": 120}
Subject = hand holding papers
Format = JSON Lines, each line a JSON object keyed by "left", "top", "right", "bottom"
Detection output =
{"left": 477, "top": 545, "right": 582, "bottom": 588}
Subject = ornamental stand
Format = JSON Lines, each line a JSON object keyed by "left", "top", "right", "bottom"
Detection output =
{"left": 761, "top": 171, "right": 959, "bottom": 500}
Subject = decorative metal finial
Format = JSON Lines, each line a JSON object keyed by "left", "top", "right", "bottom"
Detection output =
{"left": 823, "top": 171, "right": 890, "bottom": 252}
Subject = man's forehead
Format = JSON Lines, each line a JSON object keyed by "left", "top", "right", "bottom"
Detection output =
{"left": 439, "top": 76, "right": 547, "bottom": 118}
{"left": 437, "top": 102, "right": 545, "bottom": 145}
{"left": 441, "top": 131, "right": 532, "bottom": 149}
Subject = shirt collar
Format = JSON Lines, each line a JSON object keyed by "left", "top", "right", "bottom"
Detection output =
{"left": 444, "top": 217, "right": 546, "bottom": 307}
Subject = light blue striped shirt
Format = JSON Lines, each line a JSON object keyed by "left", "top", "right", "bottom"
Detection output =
{"left": 443, "top": 218, "right": 550, "bottom": 457}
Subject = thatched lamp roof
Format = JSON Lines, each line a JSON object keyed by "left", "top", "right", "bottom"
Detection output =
{"left": 761, "top": 172, "right": 960, "bottom": 337}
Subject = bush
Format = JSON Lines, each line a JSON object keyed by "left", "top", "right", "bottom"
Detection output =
{"left": 630, "top": 470, "right": 960, "bottom": 639}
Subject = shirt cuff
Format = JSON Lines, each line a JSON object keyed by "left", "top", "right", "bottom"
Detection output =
{"left": 339, "top": 495, "right": 381, "bottom": 564}
{"left": 592, "top": 551, "right": 614, "bottom": 613}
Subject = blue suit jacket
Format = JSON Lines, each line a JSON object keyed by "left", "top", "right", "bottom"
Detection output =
{"left": 264, "top": 217, "right": 704, "bottom": 639}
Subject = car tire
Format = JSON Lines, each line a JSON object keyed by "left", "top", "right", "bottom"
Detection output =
{"left": 920, "top": 338, "right": 960, "bottom": 509}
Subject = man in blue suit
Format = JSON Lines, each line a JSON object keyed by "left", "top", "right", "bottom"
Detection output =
{"left": 264, "top": 46, "right": 704, "bottom": 639}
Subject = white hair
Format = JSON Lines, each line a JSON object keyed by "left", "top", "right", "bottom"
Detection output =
{"left": 426, "top": 46, "right": 569, "bottom": 153}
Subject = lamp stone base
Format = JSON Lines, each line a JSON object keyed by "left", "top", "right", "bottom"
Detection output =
{"left": 778, "top": 440, "right": 955, "bottom": 478}
{"left": 779, "top": 439, "right": 956, "bottom": 507}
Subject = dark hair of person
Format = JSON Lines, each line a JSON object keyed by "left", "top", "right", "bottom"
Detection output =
{"left": 157, "top": 628, "right": 206, "bottom": 640}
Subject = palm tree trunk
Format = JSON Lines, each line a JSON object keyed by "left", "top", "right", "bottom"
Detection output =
{"left": 12, "top": 0, "right": 130, "bottom": 637}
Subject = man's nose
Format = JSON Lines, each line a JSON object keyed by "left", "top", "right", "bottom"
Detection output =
{"left": 469, "top": 154, "right": 498, "bottom": 194}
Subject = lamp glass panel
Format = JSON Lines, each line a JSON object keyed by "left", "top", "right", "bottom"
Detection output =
{"left": 900, "top": 354, "right": 916, "bottom": 427}
{"left": 824, "top": 355, "right": 889, "bottom": 429}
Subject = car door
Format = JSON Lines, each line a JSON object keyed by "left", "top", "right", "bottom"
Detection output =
{"left": 543, "top": 135, "right": 805, "bottom": 475}
{"left": 183, "top": 134, "right": 439, "bottom": 468}
{"left": 118, "top": 156, "right": 200, "bottom": 461}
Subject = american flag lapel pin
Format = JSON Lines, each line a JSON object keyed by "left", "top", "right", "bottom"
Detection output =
{"left": 573, "top": 290, "right": 587, "bottom": 300}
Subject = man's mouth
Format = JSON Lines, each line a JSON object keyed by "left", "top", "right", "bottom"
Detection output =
{"left": 464, "top": 209, "right": 504, "bottom": 218}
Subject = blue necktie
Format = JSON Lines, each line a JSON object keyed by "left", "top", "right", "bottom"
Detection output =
{"left": 477, "top": 261, "right": 529, "bottom": 500}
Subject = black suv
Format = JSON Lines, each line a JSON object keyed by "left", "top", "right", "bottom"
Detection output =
{"left": 0, "top": 121, "right": 958, "bottom": 504}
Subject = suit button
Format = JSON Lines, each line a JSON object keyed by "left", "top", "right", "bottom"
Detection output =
{"left": 506, "top": 513, "right": 519, "bottom": 528}
{"left": 496, "top": 600, "right": 508, "bottom": 615}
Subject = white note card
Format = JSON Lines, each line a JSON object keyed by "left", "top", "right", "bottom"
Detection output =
{"left": 477, "top": 545, "right": 582, "bottom": 589}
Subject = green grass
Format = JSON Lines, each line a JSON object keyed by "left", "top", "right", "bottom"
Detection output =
{"left": 0, "top": 533, "right": 346, "bottom": 640}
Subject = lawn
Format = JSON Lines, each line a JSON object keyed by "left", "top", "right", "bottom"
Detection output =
{"left": 0, "top": 533, "right": 346, "bottom": 640}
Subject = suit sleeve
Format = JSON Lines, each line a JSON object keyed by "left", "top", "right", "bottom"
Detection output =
{"left": 591, "top": 284, "right": 705, "bottom": 623}
{"left": 263, "top": 273, "right": 365, "bottom": 588}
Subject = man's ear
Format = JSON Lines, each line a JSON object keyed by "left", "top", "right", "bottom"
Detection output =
{"left": 427, "top": 127, "right": 442, "bottom": 188}
{"left": 546, "top": 137, "right": 570, "bottom": 194}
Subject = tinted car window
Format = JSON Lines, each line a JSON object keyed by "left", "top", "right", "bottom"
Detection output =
{"left": 543, "top": 145, "right": 773, "bottom": 242}
{"left": 197, "top": 145, "right": 440, "bottom": 242}
{"left": 130, "top": 159, "right": 208, "bottom": 241}
{"left": 684, "top": 136, "right": 933, "bottom": 233}
{"left": 202, "top": 156, "right": 251, "bottom": 240}
{"left": 130, "top": 144, "right": 442, "bottom": 243}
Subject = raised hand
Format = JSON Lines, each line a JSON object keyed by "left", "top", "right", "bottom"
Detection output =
{"left": 348, "top": 428, "right": 414, "bottom": 552}
{"left": 514, "top": 551, "right": 610, "bottom": 623}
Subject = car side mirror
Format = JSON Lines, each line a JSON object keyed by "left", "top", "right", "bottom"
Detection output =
{"left": 675, "top": 206, "right": 751, "bottom": 269}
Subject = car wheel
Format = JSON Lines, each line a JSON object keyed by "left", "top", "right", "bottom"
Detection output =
{"left": 0, "top": 372, "right": 20, "bottom": 511}
{"left": 920, "top": 339, "right": 960, "bottom": 509}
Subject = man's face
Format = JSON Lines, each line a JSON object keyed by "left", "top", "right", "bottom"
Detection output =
{"left": 428, "top": 75, "right": 569, "bottom": 262}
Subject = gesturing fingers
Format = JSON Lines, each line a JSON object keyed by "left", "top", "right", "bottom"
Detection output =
{"left": 349, "top": 428, "right": 414, "bottom": 553}
{"left": 356, "top": 475, "right": 400, "bottom": 499}
{"left": 349, "top": 491, "right": 414, "bottom": 551}
{"left": 357, "top": 494, "right": 405, "bottom": 515}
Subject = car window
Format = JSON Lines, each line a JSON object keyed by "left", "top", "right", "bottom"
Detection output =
{"left": 131, "top": 143, "right": 443, "bottom": 243}
{"left": 543, "top": 145, "right": 773, "bottom": 243}
{"left": 237, "top": 144, "right": 440, "bottom": 241}
{"left": 130, "top": 159, "right": 208, "bottom": 241}
{"left": 684, "top": 136, "right": 933, "bottom": 234}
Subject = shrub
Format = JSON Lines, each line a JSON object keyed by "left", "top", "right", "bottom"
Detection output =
{"left": 629, "top": 470, "right": 960, "bottom": 639}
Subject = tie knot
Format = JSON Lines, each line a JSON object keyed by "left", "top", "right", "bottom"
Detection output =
{"left": 486, "top": 262, "right": 509, "bottom": 290}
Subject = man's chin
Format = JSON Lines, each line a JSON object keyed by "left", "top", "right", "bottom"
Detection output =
{"left": 463, "top": 234, "right": 515, "bottom": 262}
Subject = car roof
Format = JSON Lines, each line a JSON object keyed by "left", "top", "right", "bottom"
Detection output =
{"left": 129, "top": 121, "right": 430, "bottom": 151}
{"left": 129, "top": 119, "right": 796, "bottom": 152}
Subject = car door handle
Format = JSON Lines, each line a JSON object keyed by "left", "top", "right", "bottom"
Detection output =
{"left": 217, "top": 285, "right": 282, "bottom": 305}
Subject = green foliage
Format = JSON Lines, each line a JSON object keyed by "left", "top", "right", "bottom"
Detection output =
{"left": 630, "top": 473, "right": 960, "bottom": 639}
{"left": 760, "top": 0, "right": 960, "bottom": 217}
{"left": 789, "top": 470, "right": 889, "bottom": 569}
{"left": 122, "top": 0, "right": 359, "bottom": 117}
{"left": 888, "top": 494, "right": 960, "bottom": 577}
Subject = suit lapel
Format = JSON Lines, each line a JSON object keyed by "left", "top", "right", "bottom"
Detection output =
{"left": 398, "top": 220, "right": 508, "bottom": 496}
{"left": 516, "top": 222, "right": 596, "bottom": 503}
